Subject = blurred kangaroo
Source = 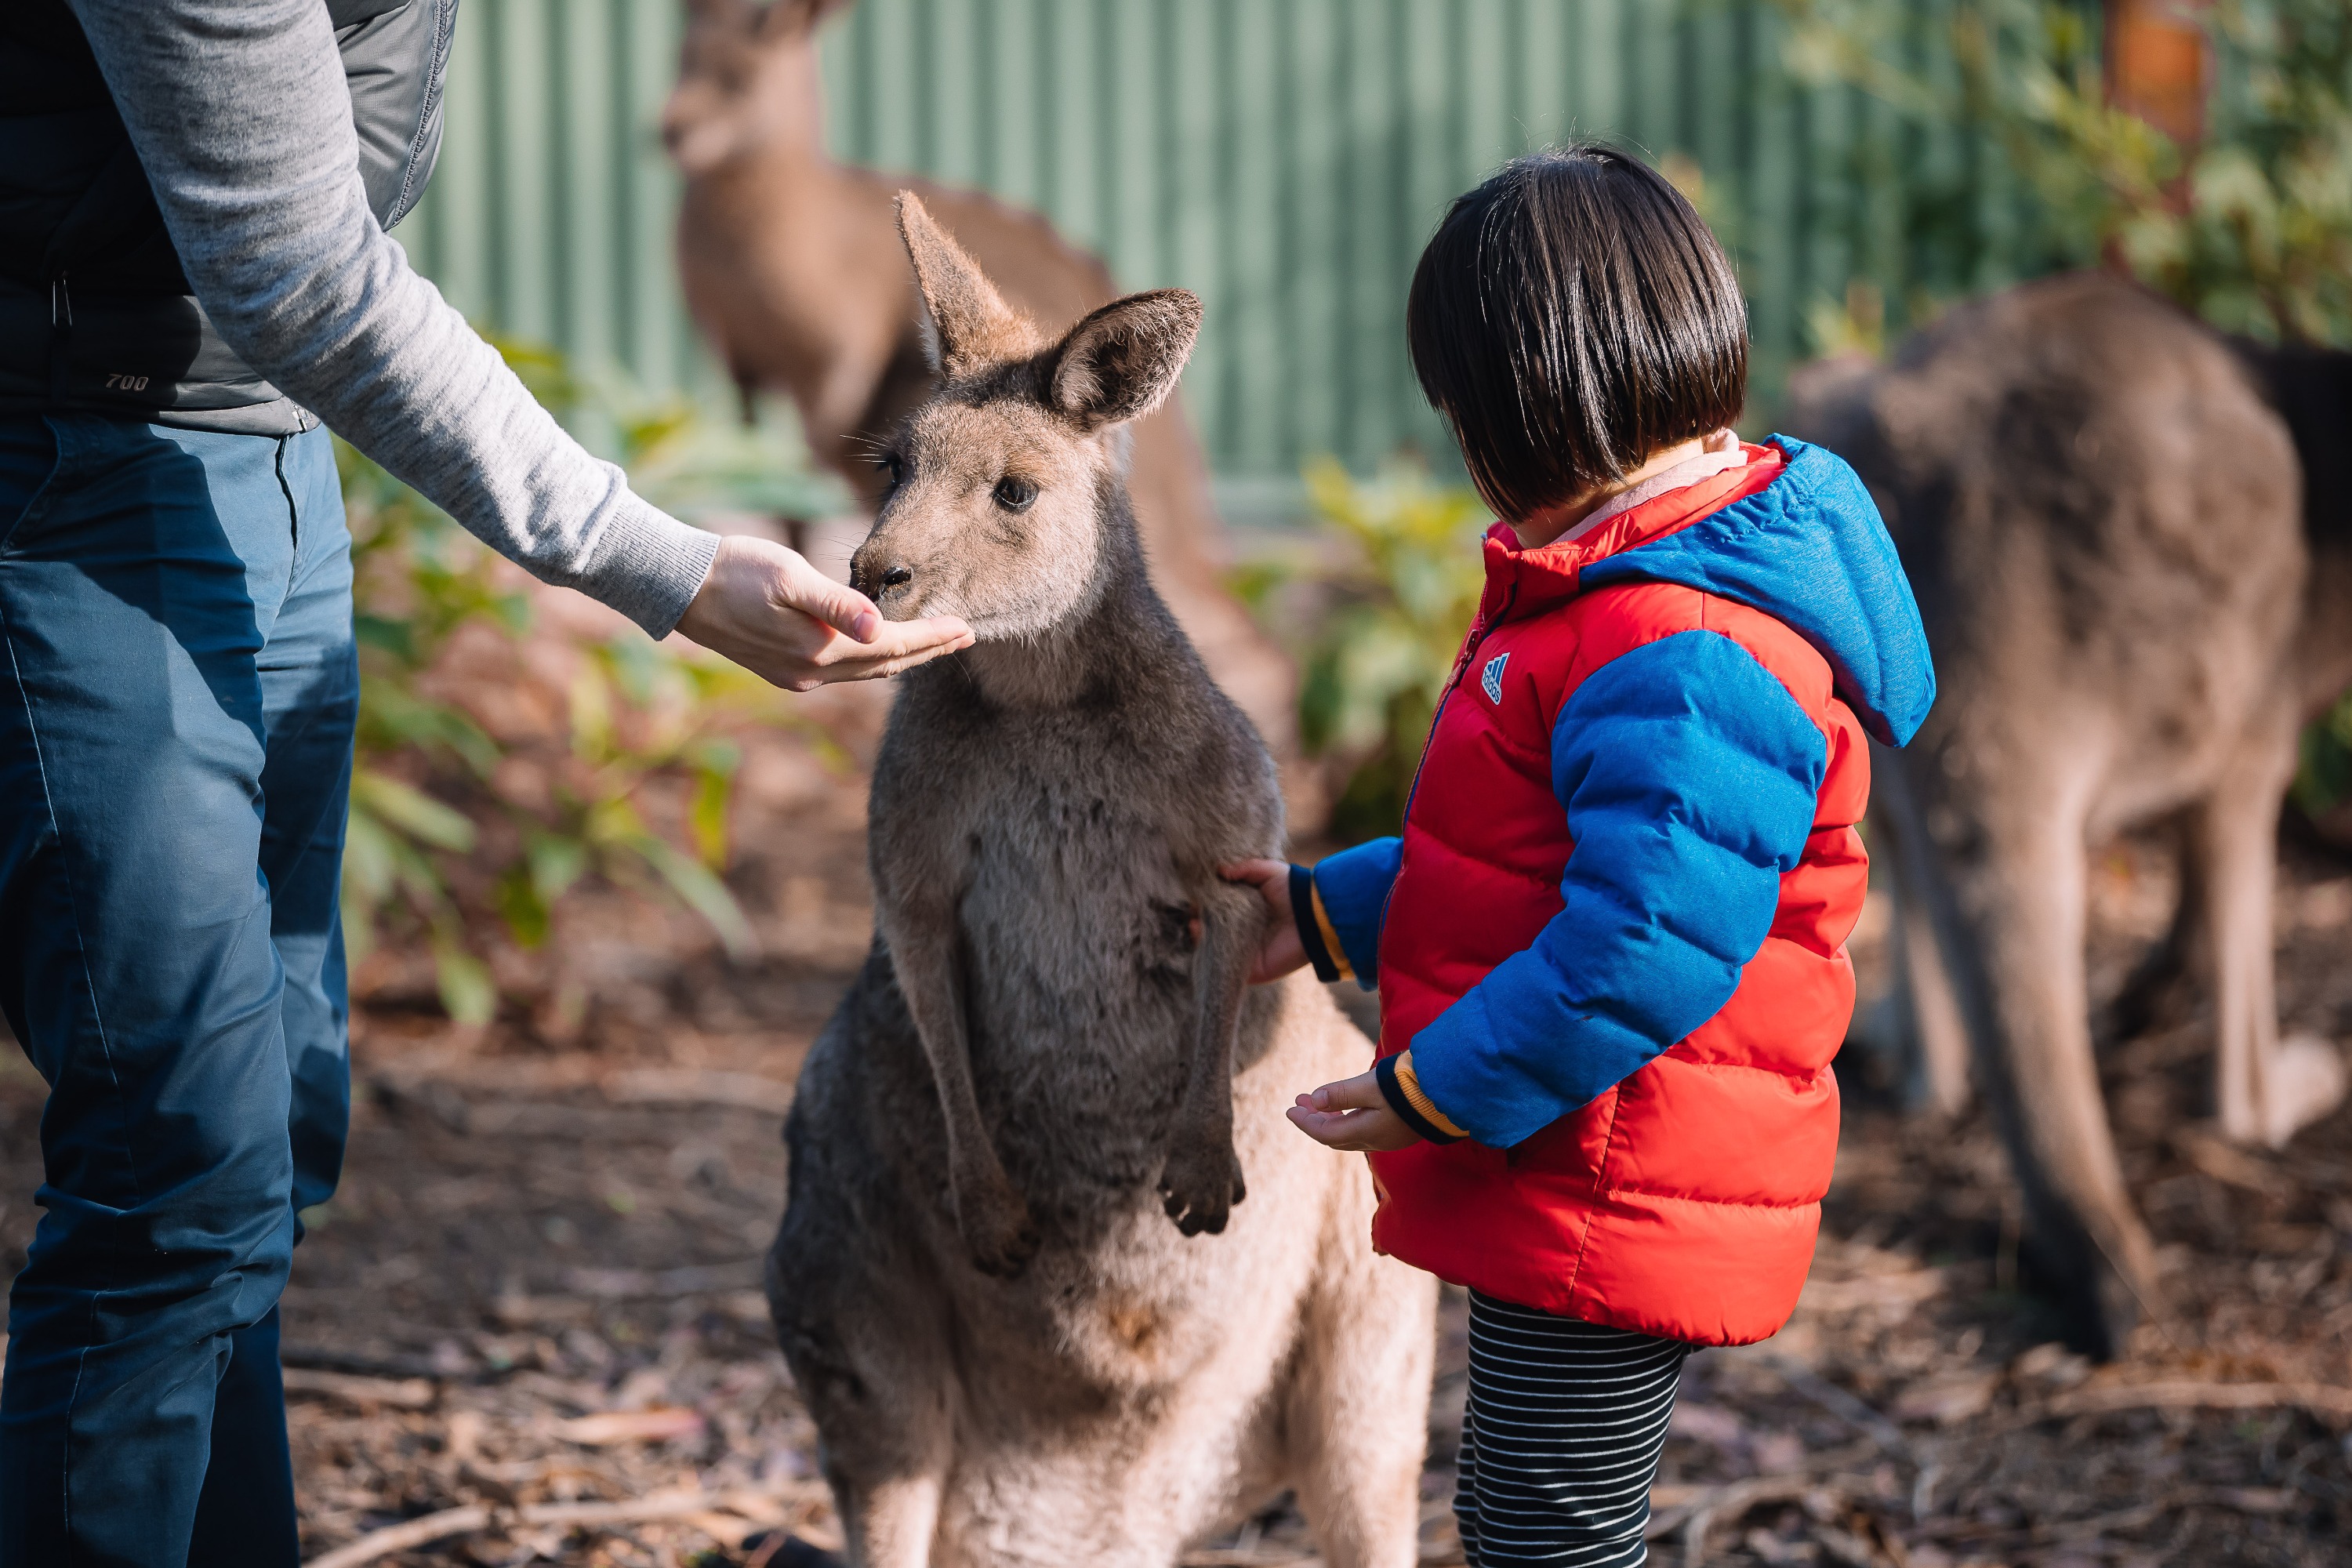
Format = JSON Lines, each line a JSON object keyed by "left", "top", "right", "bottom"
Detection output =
{"left": 661, "top": 0, "right": 1294, "bottom": 751}
{"left": 764, "top": 194, "right": 1435, "bottom": 1568}
{"left": 1791, "top": 272, "right": 2352, "bottom": 1357}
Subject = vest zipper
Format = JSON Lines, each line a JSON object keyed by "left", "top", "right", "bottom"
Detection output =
{"left": 1400, "top": 580, "right": 1519, "bottom": 826}
{"left": 48, "top": 274, "right": 71, "bottom": 408}
{"left": 1375, "top": 579, "right": 1521, "bottom": 960}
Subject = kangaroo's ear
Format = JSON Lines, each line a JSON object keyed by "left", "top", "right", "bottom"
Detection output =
{"left": 896, "top": 191, "right": 1036, "bottom": 379}
{"left": 1048, "top": 290, "right": 1203, "bottom": 432}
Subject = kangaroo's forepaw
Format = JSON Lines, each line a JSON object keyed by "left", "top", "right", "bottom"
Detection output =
{"left": 956, "top": 1187, "right": 1040, "bottom": 1277}
{"left": 2263, "top": 1034, "right": 2348, "bottom": 1148}
{"left": 1159, "top": 1139, "right": 1247, "bottom": 1237}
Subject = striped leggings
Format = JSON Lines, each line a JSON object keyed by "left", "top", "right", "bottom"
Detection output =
{"left": 1454, "top": 1291, "right": 1692, "bottom": 1567}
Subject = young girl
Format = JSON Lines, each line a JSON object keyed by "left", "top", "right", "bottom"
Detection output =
{"left": 1227, "top": 146, "right": 1933, "bottom": 1566}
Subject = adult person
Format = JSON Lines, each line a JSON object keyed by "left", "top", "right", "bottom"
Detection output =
{"left": 0, "top": 2, "right": 971, "bottom": 1561}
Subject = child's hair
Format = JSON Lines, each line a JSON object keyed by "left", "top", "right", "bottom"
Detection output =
{"left": 1406, "top": 144, "right": 1749, "bottom": 521}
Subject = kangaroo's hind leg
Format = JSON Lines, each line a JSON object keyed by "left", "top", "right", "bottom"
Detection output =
{"left": 1936, "top": 752, "right": 2159, "bottom": 1358}
{"left": 2198, "top": 706, "right": 2346, "bottom": 1146}
{"left": 768, "top": 985, "right": 959, "bottom": 1568}
{"left": 1281, "top": 1160, "right": 1436, "bottom": 1568}
{"left": 770, "top": 1169, "right": 955, "bottom": 1568}
{"left": 1869, "top": 749, "right": 1972, "bottom": 1116}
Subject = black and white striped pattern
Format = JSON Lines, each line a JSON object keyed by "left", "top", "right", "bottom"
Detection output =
{"left": 1454, "top": 1291, "right": 1692, "bottom": 1567}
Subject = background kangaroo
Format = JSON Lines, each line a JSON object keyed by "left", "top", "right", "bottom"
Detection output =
{"left": 764, "top": 194, "right": 1434, "bottom": 1568}
{"left": 1791, "top": 272, "right": 2352, "bottom": 1358}
{"left": 661, "top": 0, "right": 1293, "bottom": 753}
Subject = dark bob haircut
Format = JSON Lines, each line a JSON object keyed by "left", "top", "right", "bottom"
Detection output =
{"left": 1406, "top": 144, "right": 1748, "bottom": 521}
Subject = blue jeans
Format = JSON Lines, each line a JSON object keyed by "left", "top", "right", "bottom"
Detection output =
{"left": 0, "top": 415, "right": 356, "bottom": 1566}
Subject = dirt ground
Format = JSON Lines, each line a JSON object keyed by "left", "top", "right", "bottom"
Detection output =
{"left": 3, "top": 680, "right": 2350, "bottom": 1566}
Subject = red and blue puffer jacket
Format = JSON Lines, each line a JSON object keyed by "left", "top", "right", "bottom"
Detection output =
{"left": 1302, "top": 436, "right": 1933, "bottom": 1347}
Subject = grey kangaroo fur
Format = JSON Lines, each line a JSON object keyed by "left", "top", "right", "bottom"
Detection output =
{"left": 764, "top": 193, "right": 1435, "bottom": 1567}
{"left": 1789, "top": 273, "right": 2352, "bottom": 1358}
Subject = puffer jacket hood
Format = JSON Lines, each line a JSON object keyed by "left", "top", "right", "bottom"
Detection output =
{"left": 1548, "top": 434, "right": 1934, "bottom": 746}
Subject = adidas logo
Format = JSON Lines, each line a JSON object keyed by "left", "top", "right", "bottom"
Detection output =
{"left": 1481, "top": 652, "right": 1509, "bottom": 703}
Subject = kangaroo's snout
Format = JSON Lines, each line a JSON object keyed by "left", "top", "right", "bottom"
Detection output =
{"left": 848, "top": 538, "right": 916, "bottom": 612}
{"left": 659, "top": 84, "right": 739, "bottom": 175}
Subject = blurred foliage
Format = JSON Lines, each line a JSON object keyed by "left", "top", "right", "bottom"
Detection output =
{"left": 342, "top": 337, "right": 851, "bottom": 1022}
{"left": 2293, "top": 696, "right": 2352, "bottom": 822}
{"left": 1775, "top": 0, "right": 2352, "bottom": 808}
{"left": 1806, "top": 278, "right": 1892, "bottom": 362}
{"left": 1776, "top": 0, "right": 2352, "bottom": 347}
{"left": 1239, "top": 459, "right": 1490, "bottom": 840}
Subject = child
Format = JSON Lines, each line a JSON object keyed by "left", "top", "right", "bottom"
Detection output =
{"left": 1226, "top": 146, "right": 1933, "bottom": 1566}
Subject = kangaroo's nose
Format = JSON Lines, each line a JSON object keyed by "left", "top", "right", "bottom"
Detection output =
{"left": 851, "top": 549, "right": 912, "bottom": 598}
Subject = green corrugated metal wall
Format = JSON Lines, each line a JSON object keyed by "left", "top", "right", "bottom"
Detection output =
{"left": 395, "top": 0, "right": 712, "bottom": 400}
{"left": 397, "top": 0, "right": 2031, "bottom": 484}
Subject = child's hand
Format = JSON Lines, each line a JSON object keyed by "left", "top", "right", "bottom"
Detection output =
{"left": 1287, "top": 1070, "right": 1421, "bottom": 1152}
{"left": 1219, "top": 858, "right": 1307, "bottom": 983}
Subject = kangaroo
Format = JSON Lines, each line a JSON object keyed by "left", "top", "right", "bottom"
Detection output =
{"left": 764, "top": 194, "right": 1435, "bottom": 1568}
{"left": 661, "top": 0, "right": 1294, "bottom": 754}
{"left": 1788, "top": 272, "right": 2352, "bottom": 1358}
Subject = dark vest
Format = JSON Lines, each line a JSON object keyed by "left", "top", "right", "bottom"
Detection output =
{"left": 0, "top": 0, "right": 456, "bottom": 434}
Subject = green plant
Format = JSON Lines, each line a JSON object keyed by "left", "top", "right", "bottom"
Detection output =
{"left": 1258, "top": 458, "right": 1490, "bottom": 840}
{"left": 2294, "top": 691, "right": 2352, "bottom": 821}
{"left": 339, "top": 441, "right": 517, "bottom": 1022}
{"left": 1773, "top": 0, "right": 2352, "bottom": 808}
{"left": 340, "top": 337, "right": 851, "bottom": 1022}
{"left": 1775, "top": 0, "right": 2352, "bottom": 344}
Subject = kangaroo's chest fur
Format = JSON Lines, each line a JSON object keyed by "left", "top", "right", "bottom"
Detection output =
{"left": 867, "top": 615, "right": 1283, "bottom": 1237}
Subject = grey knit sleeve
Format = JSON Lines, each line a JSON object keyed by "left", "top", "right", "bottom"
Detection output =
{"left": 64, "top": 0, "right": 721, "bottom": 638}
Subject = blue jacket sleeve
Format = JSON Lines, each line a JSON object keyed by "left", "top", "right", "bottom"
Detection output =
{"left": 1407, "top": 631, "right": 1827, "bottom": 1148}
{"left": 1309, "top": 837, "right": 1399, "bottom": 989}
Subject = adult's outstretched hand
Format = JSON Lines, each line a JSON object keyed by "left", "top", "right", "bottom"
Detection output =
{"left": 674, "top": 535, "right": 974, "bottom": 691}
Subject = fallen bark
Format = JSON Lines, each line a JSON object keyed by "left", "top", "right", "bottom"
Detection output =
{"left": 1919, "top": 1486, "right": 2303, "bottom": 1552}
{"left": 279, "top": 1344, "right": 448, "bottom": 1381}
{"left": 304, "top": 1490, "right": 789, "bottom": 1568}
{"left": 604, "top": 1067, "right": 797, "bottom": 1116}
{"left": 561, "top": 1258, "right": 765, "bottom": 1298}
{"left": 281, "top": 1368, "right": 437, "bottom": 1410}
{"left": 306, "top": 1506, "right": 492, "bottom": 1568}
{"left": 1647, "top": 1472, "right": 1878, "bottom": 1566}
{"left": 550, "top": 1406, "right": 707, "bottom": 1446}
{"left": 2024, "top": 1380, "right": 2352, "bottom": 1424}
{"left": 1646, "top": 1473, "right": 1824, "bottom": 1544}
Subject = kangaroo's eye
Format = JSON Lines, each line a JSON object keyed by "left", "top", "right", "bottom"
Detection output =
{"left": 993, "top": 475, "right": 1038, "bottom": 513}
{"left": 877, "top": 452, "right": 905, "bottom": 489}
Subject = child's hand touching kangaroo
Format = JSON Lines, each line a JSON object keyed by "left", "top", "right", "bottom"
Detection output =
{"left": 1222, "top": 858, "right": 1419, "bottom": 1152}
